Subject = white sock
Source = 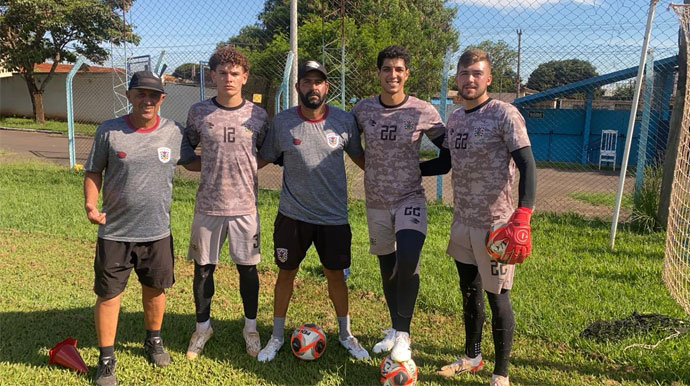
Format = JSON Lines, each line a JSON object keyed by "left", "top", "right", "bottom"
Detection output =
{"left": 244, "top": 317, "right": 257, "bottom": 332}
{"left": 196, "top": 319, "right": 211, "bottom": 332}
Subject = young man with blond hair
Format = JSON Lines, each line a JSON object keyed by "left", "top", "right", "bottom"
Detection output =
{"left": 422, "top": 48, "right": 537, "bottom": 386}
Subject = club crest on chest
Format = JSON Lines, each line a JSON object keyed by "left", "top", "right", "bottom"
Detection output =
{"left": 326, "top": 132, "right": 339, "bottom": 148}
{"left": 158, "top": 147, "right": 171, "bottom": 163}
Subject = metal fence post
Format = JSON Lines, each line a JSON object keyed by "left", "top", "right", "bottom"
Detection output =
{"left": 66, "top": 56, "right": 86, "bottom": 169}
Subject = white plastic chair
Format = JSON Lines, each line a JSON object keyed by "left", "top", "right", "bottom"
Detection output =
{"left": 599, "top": 130, "right": 617, "bottom": 170}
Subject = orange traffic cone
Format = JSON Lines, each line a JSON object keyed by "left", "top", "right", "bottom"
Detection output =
{"left": 49, "top": 337, "right": 88, "bottom": 373}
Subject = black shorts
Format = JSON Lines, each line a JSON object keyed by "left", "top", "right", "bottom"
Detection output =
{"left": 273, "top": 212, "right": 351, "bottom": 270}
{"left": 93, "top": 235, "right": 175, "bottom": 298}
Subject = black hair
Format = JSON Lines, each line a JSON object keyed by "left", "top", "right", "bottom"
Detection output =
{"left": 377, "top": 45, "right": 410, "bottom": 69}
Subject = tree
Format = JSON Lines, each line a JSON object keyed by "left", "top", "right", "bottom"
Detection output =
{"left": 526, "top": 59, "right": 599, "bottom": 97}
{"left": 172, "top": 63, "right": 199, "bottom": 80}
{"left": 465, "top": 40, "right": 518, "bottom": 93}
{"left": 611, "top": 82, "right": 635, "bottom": 100}
{"left": 0, "top": 0, "right": 138, "bottom": 124}
{"left": 225, "top": 0, "right": 459, "bottom": 101}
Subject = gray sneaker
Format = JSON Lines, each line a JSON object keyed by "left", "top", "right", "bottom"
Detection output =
{"left": 143, "top": 337, "right": 171, "bottom": 367}
{"left": 94, "top": 356, "right": 118, "bottom": 386}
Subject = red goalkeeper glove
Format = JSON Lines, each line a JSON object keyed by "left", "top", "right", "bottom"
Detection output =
{"left": 490, "top": 207, "right": 532, "bottom": 265}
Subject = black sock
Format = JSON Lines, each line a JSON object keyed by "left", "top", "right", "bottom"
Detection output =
{"left": 237, "top": 264, "right": 259, "bottom": 320}
{"left": 146, "top": 329, "right": 161, "bottom": 342}
{"left": 456, "top": 261, "right": 484, "bottom": 358}
{"left": 393, "top": 315, "right": 412, "bottom": 333}
{"left": 99, "top": 346, "right": 114, "bottom": 359}
{"left": 488, "top": 289, "right": 515, "bottom": 377}
{"left": 193, "top": 262, "right": 216, "bottom": 322}
{"left": 378, "top": 252, "right": 399, "bottom": 327}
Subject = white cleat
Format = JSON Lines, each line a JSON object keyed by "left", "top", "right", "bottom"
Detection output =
{"left": 243, "top": 328, "right": 261, "bottom": 357}
{"left": 339, "top": 335, "right": 370, "bottom": 360}
{"left": 491, "top": 374, "right": 510, "bottom": 386}
{"left": 437, "top": 354, "right": 484, "bottom": 377}
{"left": 257, "top": 336, "right": 283, "bottom": 362}
{"left": 186, "top": 326, "right": 214, "bottom": 360}
{"left": 390, "top": 331, "right": 411, "bottom": 362}
{"left": 372, "top": 328, "right": 396, "bottom": 354}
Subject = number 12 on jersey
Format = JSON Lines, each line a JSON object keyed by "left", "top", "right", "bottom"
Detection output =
{"left": 224, "top": 127, "right": 235, "bottom": 143}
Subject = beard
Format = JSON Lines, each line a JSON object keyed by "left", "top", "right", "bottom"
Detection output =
{"left": 299, "top": 90, "right": 325, "bottom": 109}
{"left": 460, "top": 84, "right": 487, "bottom": 101}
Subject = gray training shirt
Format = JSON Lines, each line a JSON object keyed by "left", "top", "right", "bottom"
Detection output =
{"left": 84, "top": 115, "right": 197, "bottom": 242}
{"left": 259, "top": 105, "right": 364, "bottom": 225}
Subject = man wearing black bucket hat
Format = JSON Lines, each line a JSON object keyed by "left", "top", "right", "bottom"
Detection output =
{"left": 83, "top": 71, "right": 199, "bottom": 385}
{"left": 256, "top": 60, "right": 368, "bottom": 362}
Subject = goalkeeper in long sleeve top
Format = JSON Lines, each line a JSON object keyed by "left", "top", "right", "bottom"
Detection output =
{"left": 421, "top": 48, "right": 537, "bottom": 386}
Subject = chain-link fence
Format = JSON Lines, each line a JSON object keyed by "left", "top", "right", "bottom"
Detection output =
{"left": 35, "top": 0, "right": 681, "bottom": 220}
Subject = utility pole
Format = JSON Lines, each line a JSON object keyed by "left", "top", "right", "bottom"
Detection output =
{"left": 516, "top": 29, "right": 522, "bottom": 98}
{"left": 290, "top": 0, "right": 298, "bottom": 107}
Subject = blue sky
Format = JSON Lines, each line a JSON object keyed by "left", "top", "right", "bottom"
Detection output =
{"left": 117, "top": 0, "right": 680, "bottom": 82}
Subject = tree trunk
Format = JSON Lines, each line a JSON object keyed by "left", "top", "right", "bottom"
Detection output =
{"left": 21, "top": 72, "right": 46, "bottom": 125}
{"left": 31, "top": 91, "right": 46, "bottom": 125}
{"left": 658, "top": 8, "right": 688, "bottom": 229}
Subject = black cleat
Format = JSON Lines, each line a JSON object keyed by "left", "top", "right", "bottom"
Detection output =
{"left": 94, "top": 356, "right": 118, "bottom": 386}
{"left": 143, "top": 336, "right": 171, "bottom": 367}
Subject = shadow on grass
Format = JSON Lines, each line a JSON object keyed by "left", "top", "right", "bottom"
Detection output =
{"left": 0, "top": 308, "right": 380, "bottom": 385}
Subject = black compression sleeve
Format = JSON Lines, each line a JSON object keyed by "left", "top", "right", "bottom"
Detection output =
{"left": 419, "top": 134, "right": 451, "bottom": 176}
{"left": 511, "top": 146, "right": 537, "bottom": 209}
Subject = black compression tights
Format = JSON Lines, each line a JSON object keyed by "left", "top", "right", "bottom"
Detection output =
{"left": 236, "top": 264, "right": 259, "bottom": 319}
{"left": 193, "top": 262, "right": 259, "bottom": 322}
{"left": 377, "top": 230, "right": 425, "bottom": 333}
{"left": 455, "top": 261, "right": 515, "bottom": 377}
{"left": 193, "top": 262, "right": 216, "bottom": 323}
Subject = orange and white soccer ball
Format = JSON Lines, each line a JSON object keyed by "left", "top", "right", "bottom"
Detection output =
{"left": 380, "top": 354, "right": 418, "bottom": 385}
{"left": 485, "top": 222, "right": 508, "bottom": 260}
{"left": 290, "top": 324, "right": 327, "bottom": 360}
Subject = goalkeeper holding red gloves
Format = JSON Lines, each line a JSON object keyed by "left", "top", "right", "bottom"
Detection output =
{"left": 419, "top": 48, "right": 536, "bottom": 386}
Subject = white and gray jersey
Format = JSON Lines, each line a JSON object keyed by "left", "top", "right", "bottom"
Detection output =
{"left": 442, "top": 99, "right": 531, "bottom": 228}
{"left": 259, "top": 105, "right": 364, "bottom": 225}
{"left": 186, "top": 98, "right": 269, "bottom": 216}
{"left": 351, "top": 95, "right": 445, "bottom": 209}
{"left": 84, "top": 115, "right": 197, "bottom": 242}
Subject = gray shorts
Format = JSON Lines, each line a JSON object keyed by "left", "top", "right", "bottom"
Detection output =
{"left": 366, "top": 197, "right": 427, "bottom": 255}
{"left": 446, "top": 218, "right": 514, "bottom": 294}
{"left": 187, "top": 212, "right": 261, "bottom": 266}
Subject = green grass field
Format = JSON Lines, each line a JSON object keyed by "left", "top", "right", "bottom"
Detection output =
{"left": 0, "top": 116, "right": 98, "bottom": 136}
{"left": 0, "top": 161, "right": 688, "bottom": 385}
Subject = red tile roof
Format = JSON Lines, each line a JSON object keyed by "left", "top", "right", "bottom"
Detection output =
{"left": 33, "top": 62, "right": 124, "bottom": 73}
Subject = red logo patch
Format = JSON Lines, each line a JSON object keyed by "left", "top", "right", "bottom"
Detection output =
{"left": 293, "top": 138, "right": 301, "bottom": 145}
{"left": 117, "top": 152, "right": 127, "bottom": 159}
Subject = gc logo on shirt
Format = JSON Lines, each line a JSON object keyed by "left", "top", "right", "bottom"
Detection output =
{"left": 158, "top": 147, "right": 171, "bottom": 163}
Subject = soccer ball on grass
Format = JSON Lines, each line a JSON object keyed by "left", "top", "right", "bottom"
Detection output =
{"left": 290, "top": 323, "right": 326, "bottom": 360}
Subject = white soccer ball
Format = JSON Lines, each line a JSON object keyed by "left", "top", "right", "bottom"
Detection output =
{"left": 380, "top": 354, "right": 418, "bottom": 385}
{"left": 485, "top": 222, "right": 508, "bottom": 260}
{"left": 290, "top": 324, "right": 327, "bottom": 360}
